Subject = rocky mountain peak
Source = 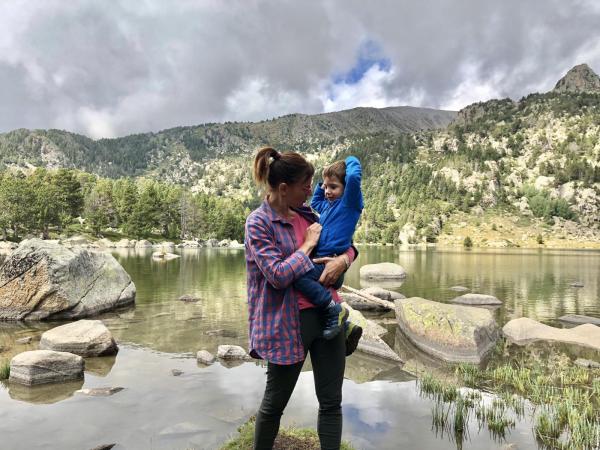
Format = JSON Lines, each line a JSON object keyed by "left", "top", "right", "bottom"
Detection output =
{"left": 553, "top": 63, "right": 600, "bottom": 93}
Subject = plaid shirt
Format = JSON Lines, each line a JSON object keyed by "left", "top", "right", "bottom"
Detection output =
{"left": 244, "top": 200, "right": 318, "bottom": 365}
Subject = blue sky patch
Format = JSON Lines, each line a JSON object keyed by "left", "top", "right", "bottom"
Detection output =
{"left": 332, "top": 40, "right": 392, "bottom": 86}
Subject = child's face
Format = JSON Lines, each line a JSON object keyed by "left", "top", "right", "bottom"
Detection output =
{"left": 323, "top": 176, "right": 344, "bottom": 201}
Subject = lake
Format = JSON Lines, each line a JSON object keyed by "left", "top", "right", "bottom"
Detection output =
{"left": 1, "top": 246, "right": 599, "bottom": 449}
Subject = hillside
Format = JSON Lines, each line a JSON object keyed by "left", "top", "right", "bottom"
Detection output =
{"left": 0, "top": 105, "right": 455, "bottom": 180}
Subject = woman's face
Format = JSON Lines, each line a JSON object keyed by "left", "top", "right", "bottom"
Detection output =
{"left": 287, "top": 176, "right": 313, "bottom": 208}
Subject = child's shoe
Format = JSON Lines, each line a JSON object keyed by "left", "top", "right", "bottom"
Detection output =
{"left": 322, "top": 303, "right": 349, "bottom": 340}
{"left": 344, "top": 321, "right": 363, "bottom": 356}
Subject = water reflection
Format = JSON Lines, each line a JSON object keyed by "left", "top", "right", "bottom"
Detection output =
{"left": 7, "top": 379, "right": 84, "bottom": 404}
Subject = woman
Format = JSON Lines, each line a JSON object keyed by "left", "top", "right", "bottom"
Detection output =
{"left": 244, "top": 147, "right": 357, "bottom": 450}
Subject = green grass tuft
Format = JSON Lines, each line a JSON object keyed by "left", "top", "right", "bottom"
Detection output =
{"left": 0, "top": 360, "right": 10, "bottom": 380}
{"left": 220, "top": 417, "right": 356, "bottom": 450}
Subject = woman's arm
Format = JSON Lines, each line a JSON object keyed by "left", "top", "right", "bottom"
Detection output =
{"left": 315, "top": 246, "right": 357, "bottom": 286}
{"left": 245, "top": 218, "right": 319, "bottom": 290}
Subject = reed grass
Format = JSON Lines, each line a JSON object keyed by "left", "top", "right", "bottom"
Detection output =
{"left": 0, "top": 360, "right": 9, "bottom": 380}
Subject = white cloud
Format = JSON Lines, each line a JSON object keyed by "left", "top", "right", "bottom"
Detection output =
{"left": 321, "top": 65, "right": 401, "bottom": 112}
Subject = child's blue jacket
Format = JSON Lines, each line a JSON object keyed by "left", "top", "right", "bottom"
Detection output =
{"left": 310, "top": 156, "right": 363, "bottom": 257}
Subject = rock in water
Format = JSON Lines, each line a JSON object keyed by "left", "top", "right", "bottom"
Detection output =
{"left": 10, "top": 350, "right": 84, "bottom": 385}
{"left": 197, "top": 350, "right": 216, "bottom": 365}
{"left": 40, "top": 320, "right": 118, "bottom": 356}
{"left": 450, "top": 293, "right": 502, "bottom": 306}
{"left": 558, "top": 314, "right": 600, "bottom": 326}
{"left": 0, "top": 238, "right": 136, "bottom": 320}
{"left": 360, "top": 263, "right": 407, "bottom": 280}
{"left": 503, "top": 317, "right": 600, "bottom": 351}
{"left": 216, "top": 345, "right": 248, "bottom": 360}
{"left": 395, "top": 297, "right": 500, "bottom": 364}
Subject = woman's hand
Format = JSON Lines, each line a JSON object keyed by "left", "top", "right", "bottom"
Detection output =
{"left": 315, "top": 255, "right": 347, "bottom": 287}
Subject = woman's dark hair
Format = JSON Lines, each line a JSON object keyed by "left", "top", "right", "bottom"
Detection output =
{"left": 253, "top": 147, "right": 315, "bottom": 189}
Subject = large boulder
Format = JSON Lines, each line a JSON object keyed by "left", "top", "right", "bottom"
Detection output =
{"left": 503, "top": 317, "right": 600, "bottom": 351}
{"left": 395, "top": 297, "right": 500, "bottom": 363}
{"left": 340, "top": 292, "right": 388, "bottom": 312}
{"left": 450, "top": 293, "right": 502, "bottom": 306}
{"left": 40, "top": 320, "right": 118, "bottom": 356}
{"left": 0, "top": 239, "right": 136, "bottom": 320}
{"left": 217, "top": 345, "right": 249, "bottom": 360}
{"left": 360, "top": 263, "right": 406, "bottom": 280}
{"left": 9, "top": 350, "right": 84, "bottom": 385}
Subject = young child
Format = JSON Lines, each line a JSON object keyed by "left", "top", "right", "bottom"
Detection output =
{"left": 293, "top": 156, "right": 364, "bottom": 354}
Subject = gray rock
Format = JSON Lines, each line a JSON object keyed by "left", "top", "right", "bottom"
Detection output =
{"left": 205, "top": 239, "right": 219, "bottom": 248}
{"left": 450, "top": 293, "right": 502, "bottom": 306}
{"left": 395, "top": 297, "right": 500, "bottom": 364}
{"left": 89, "top": 444, "right": 116, "bottom": 450}
{"left": 574, "top": 358, "right": 600, "bottom": 369}
{"left": 449, "top": 286, "right": 470, "bottom": 292}
{"left": 344, "top": 303, "right": 402, "bottom": 363}
{"left": 0, "top": 239, "right": 136, "bottom": 320}
{"left": 197, "top": 350, "right": 216, "bottom": 365}
{"left": 16, "top": 336, "right": 33, "bottom": 345}
{"left": 503, "top": 317, "right": 600, "bottom": 351}
{"left": 217, "top": 345, "right": 248, "bottom": 360}
{"left": 558, "top": 314, "right": 600, "bottom": 326}
{"left": 570, "top": 282, "right": 584, "bottom": 288}
{"left": 40, "top": 320, "right": 118, "bottom": 357}
{"left": 178, "top": 294, "right": 201, "bottom": 303}
{"left": 10, "top": 350, "right": 84, "bottom": 385}
{"left": 204, "top": 329, "right": 238, "bottom": 338}
{"left": 360, "top": 262, "right": 407, "bottom": 280}
{"left": 152, "top": 251, "right": 180, "bottom": 261}
{"left": 361, "top": 286, "right": 405, "bottom": 301}
{"left": 171, "top": 369, "right": 183, "bottom": 376}
{"left": 135, "top": 239, "right": 153, "bottom": 248}
{"left": 340, "top": 292, "right": 388, "bottom": 312}
{"left": 76, "top": 386, "right": 124, "bottom": 396}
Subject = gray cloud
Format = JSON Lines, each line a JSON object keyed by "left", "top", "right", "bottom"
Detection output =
{"left": 0, "top": 0, "right": 599, "bottom": 138}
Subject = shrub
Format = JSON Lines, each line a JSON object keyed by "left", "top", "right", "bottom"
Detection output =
{"left": 463, "top": 236, "right": 473, "bottom": 248}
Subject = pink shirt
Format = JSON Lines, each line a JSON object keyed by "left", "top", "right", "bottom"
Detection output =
{"left": 291, "top": 213, "right": 355, "bottom": 310}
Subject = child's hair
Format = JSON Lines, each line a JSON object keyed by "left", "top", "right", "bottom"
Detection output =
{"left": 253, "top": 147, "right": 315, "bottom": 189}
{"left": 322, "top": 160, "right": 346, "bottom": 184}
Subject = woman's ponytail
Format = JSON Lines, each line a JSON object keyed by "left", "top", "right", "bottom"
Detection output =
{"left": 253, "top": 147, "right": 314, "bottom": 190}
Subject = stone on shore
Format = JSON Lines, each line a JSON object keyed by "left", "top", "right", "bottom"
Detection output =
{"left": 450, "top": 293, "right": 502, "bottom": 306}
{"left": 503, "top": 317, "right": 600, "bottom": 351}
{"left": 40, "top": 320, "right": 118, "bottom": 357}
{"left": 558, "top": 314, "right": 600, "bottom": 326}
{"left": 0, "top": 239, "right": 136, "bottom": 320}
{"left": 135, "top": 240, "right": 153, "bottom": 248}
{"left": 197, "top": 350, "right": 216, "bottom": 365}
{"left": 574, "top": 358, "right": 600, "bottom": 369}
{"left": 360, "top": 262, "right": 406, "bottom": 280}
{"left": 395, "top": 297, "right": 500, "bottom": 363}
{"left": 9, "top": 350, "right": 84, "bottom": 385}
{"left": 16, "top": 336, "right": 33, "bottom": 345}
{"left": 217, "top": 345, "right": 248, "bottom": 360}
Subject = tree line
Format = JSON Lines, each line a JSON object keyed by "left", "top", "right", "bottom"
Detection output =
{"left": 0, "top": 168, "right": 250, "bottom": 242}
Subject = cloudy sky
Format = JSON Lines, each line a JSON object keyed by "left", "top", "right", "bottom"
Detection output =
{"left": 1, "top": 0, "right": 599, "bottom": 138}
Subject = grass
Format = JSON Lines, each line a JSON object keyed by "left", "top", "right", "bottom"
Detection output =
{"left": 220, "top": 417, "right": 356, "bottom": 450}
{"left": 0, "top": 360, "right": 9, "bottom": 380}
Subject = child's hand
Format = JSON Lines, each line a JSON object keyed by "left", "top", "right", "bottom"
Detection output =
{"left": 304, "top": 223, "right": 322, "bottom": 247}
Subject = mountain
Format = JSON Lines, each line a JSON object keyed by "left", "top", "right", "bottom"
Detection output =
{"left": 0, "top": 105, "right": 456, "bottom": 179}
{"left": 553, "top": 63, "right": 600, "bottom": 93}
